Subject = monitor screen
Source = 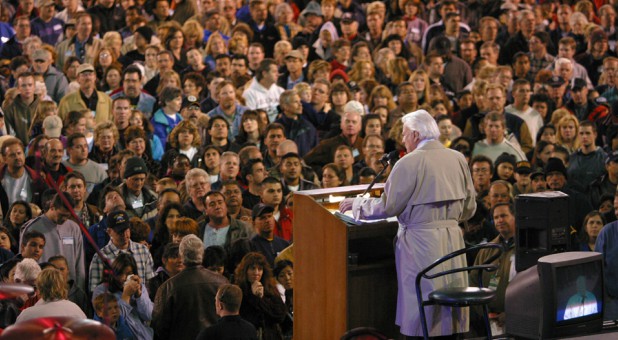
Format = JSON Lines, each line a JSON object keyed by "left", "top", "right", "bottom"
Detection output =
{"left": 554, "top": 261, "right": 603, "bottom": 323}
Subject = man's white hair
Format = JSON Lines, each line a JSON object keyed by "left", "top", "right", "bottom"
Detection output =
{"left": 180, "top": 234, "right": 204, "bottom": 265}
{"left": 185, "top": 168, "right": 209, "bottom": 192}
{"left": 401, "top": 110, "right": 440, "bottom": 141}
{"left": 14, "top": 258, "right": 41, "bottom": 283}
{"left": 555, "top": 57, "right": 573, "bottom": 69}
{"left": 344, "top": 100, "right": 365, "bottom": 115}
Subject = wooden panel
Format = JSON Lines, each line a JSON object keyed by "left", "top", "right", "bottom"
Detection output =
{"left": 294, "top": 193, "right": 348, "bottom": 339}
{"left": 293, "top": 186, "right": 399, "bottom": 339}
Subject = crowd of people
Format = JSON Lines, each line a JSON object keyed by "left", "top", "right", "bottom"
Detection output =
{"left": 0, "top": 0, "right": 618, "bottom": 338}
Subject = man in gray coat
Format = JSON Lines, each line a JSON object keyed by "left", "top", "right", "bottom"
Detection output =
{"left": 20, "top": 193, "right": 86, "bottom": 290}
{"left": 32, "top": 48, "right": 68, "bottom": 103}
{"left": 341, "top": 109, "right": 476, "bottom": 338}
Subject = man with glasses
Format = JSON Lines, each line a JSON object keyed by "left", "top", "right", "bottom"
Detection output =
{"left": 31, "top": 49, "right": 67, "bottom": 103}
{"left": 111, "top": 65, "right": 156, "bottom": 118}
{"left": 470, "top": 155, "right": 493, "bottom": 194}
{"left": 184, "top": 168, "right": 211, "bottom": 219}
{"left": 0, "top": 15, "right": 31, "bottom": 60}
{"left": 58, "top": 63, "right": 112, "bottom": 124}
{"left": 118, "top": 157, "right": 158, "bottom": 220}
{"left": 20, "top": 193, "right": 86, "bottom": 290}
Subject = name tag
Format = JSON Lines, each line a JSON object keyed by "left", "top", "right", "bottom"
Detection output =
{"left": 53, "top": 24, "right": 62, "bottom": 31}
{"left": 132, "top": 201, "right": 144, "bottom": 209}
{"left": 62, "top": 237, "right": 74, "bottom": 245}
{"left": 352, "top": 148, "right": 360, "bottom": 158}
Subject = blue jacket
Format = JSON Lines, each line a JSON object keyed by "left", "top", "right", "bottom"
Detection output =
{"left": 151, "top": 109, "right": 182, "bottom": 150}
{"left": 275, "top": 114, "right": 319, "bottom": 157}
{"left": 111, "top": 91, "right": 157, "bottom": 118}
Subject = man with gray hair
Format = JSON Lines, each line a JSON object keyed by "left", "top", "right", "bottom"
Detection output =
{"left": 184, "top": 168, "right": 211, "bottom": 219}
{"left": 340, "top": 109, "right": 476, "bottom": 338}
{"left": 304, "top": 101, "right": 364, "bottom": 171}
{"left": 275, "top": 89, "right": 319, "bottom": 156}
{"left": 152, "top": 234, "right": 229, "bottom": 340}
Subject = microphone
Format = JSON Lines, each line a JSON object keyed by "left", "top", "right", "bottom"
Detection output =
{"left": 363, "top": 151, "right": 400, "bottom": 197}
{"left": 379, "top": 150, "right": 400, "bottom": 166}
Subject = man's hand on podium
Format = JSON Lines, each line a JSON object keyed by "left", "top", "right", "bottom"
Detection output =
{"left": 339, "top": 198, "right": 355, "bottom": 213}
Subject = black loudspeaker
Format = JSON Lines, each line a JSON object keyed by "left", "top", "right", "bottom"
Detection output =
{"left": 514, "top": 191, "right": 571, "bottom": 272}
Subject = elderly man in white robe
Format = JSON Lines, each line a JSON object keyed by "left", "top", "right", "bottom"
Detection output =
{"left": 340, "top": 110, "right": 477, "bottom": 338}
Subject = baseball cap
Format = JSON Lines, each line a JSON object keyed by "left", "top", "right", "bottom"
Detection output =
{"left": 77, "top": 63, "right": 95, "bottom": 74}
{"left": 107, "top": 210, "right": 130, "bottom": 233}
{"left": 182, "top": 95, "right": 200, "bottom": 110}
{"left": 571, "top": 78, "right": 587, "bottom": 92}
{"left": 548, "top": 76, "right": 566, "bottom": 88}
{"left": 284, "top": 50, "right": 304, "bottom": 62}
{"left": 606, "top": 150, "right": 618, "bottom": 164}
{"left": 252, "top": 203, "right": 275, "bottom": 220}
{"left": 341, "top": 12, "right": 356, "bottom": 23}
{"left": 32, "top": 49, "right": 50, "bottom": 62}
{"left": 42, "top": 116, "right": 63, "bottom": 138}
{"left": 515, "top": 161, "right": 532, "bottom": 174}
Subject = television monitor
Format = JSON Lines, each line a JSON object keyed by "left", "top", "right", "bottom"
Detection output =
{"left": 505, "top": 252, "right": 604, "bottom": 339}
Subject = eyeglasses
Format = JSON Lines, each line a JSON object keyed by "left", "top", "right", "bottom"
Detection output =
{"left": 472, "top": 168, "right": 490, "bottom": 174}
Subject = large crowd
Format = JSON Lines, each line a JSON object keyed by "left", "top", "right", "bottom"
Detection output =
{"left": 0, "top": 0, "right": 618, "bottom": 338}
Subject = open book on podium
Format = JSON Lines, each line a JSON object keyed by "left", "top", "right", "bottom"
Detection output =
{"left": 293, "top": 184, "right": 399, "bottom": 340}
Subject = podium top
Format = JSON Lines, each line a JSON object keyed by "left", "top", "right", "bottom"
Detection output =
{"left": 294, "top": 183, "right": 385, "bottom": 199}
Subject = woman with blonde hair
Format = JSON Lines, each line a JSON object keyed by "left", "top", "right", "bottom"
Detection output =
{"left": 556, "top": 115, "right": 580, "bottom": 153}
{"left": 156, "top": 70, "right": 182, "bottom": 98}
{"left": 387, "top": 57, "right": 412, "bottom": 90}
{"left": 102, "top": 32, "right": 123, "bottom": 59}
{"left": 204, "top": 32, "right": 228, "bottom": 71}
{"left": 409, "top": 69, "right": 431, "bottom": 105}
{"left": 348, "top": 60, "right": 376, "bottom": 84}
{"left": 29, "top": 100, "right": 58, "bottom": 139}
{"left": 368, "top": 85, "right": 397, "bottom": 112}
{"left": 15, "top": 268, "right": 86, "bottom": 323}
{"left": 182, "top": 19, "right": 205, "bottom": 50}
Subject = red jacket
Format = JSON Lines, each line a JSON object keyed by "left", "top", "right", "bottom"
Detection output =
{"left": 275, "top": 207, "right": 294, "bottom": 242}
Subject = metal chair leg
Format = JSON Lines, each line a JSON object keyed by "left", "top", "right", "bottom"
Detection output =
{"left": 419, "top": 303, "right": 429, "bottom": 340}
{"left": 482, "top": 304, "right": 493, "bottom": 340}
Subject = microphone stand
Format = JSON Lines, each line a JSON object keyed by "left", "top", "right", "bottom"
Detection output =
{"left": 361, "top": 159, "right": 390, "bottom": 197}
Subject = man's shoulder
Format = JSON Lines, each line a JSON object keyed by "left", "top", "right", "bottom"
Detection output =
{"left": 129, "top": 240, "right": 151, "bottom": 256}
{"left": 59, "top": 90, "right": 80, "bottom": 102}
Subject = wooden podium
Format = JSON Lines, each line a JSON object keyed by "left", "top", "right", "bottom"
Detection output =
{"left": 293, "top": 184, "right": 399, "bottom": 339}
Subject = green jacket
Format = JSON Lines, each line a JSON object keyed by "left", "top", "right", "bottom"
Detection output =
{"left": 4, "top": 94, "right": 40, "bottom": 145}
